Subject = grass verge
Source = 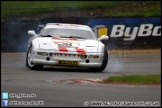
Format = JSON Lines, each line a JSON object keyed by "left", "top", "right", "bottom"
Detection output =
{"left": 100, "top": 74, "right": 161, "bottom": 85}
{"left": 1, "top": 1, "right": 161, "bottom": 19}
{"left": 107, "top": 2, "right": 161, "bottom": 17}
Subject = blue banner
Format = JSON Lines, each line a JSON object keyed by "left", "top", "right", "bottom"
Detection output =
{"left": 88, "top": 17, "right": 161, "bottom": 46}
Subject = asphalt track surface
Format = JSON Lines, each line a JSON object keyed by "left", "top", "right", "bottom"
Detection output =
{"left": 1, "top": 52, "right": 161, "bottom": 107}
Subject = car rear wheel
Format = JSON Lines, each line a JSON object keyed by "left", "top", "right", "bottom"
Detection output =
{"left": 89, "top": 49, "right": 108, "bottom": 72}
{"left": 26, "top": 46, "right": 43, "bottom": 70}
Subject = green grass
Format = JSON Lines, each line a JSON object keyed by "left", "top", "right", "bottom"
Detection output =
{"left": 1, "top": 1, "right": 129, "bottom": 9}
{"left": 1, "top": 1, "right": 161, "bottom": 19}
{"left": 1, "top": 1, "right": 128, "bottom": 18}
{"left": 101, "top": 74, "right": 161, "bottom": 85}
{"left": 108, "top": 4, "right": 161, "bottom": 17}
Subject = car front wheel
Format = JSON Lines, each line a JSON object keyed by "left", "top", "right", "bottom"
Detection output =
{"left": 89, "top": 49, "right": 108, "bottom": 72}
{"left": 26, "top": 46, "right": 43, "bottom": 70}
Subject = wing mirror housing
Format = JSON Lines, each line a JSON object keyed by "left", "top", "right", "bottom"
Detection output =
{"left": 28, "top": 30, "right": 37, "bottom": 36}
{"left": 98, "top": 35, "right": 109, "bottom": 41}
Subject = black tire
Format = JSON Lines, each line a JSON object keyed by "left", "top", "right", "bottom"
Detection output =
{"left": 89, "top": 49, "right": 108, "bottom": 72}
{"left": 26, "top": 46, "right": 43, "bottom": 70}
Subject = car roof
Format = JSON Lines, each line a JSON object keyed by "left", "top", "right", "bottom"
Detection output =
{"left": 44, "top": 23, "right": 92, "bottom": 31}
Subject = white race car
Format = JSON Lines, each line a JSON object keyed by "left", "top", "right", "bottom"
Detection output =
{"left": 26, "top": 23, "right": 109, "bottom": 72}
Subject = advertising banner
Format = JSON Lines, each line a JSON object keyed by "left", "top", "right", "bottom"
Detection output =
{"left": 88, "top": 17, "right": 161, "bottom": 46}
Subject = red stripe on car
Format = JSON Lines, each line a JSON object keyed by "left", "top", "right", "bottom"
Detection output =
{"left": 76, "top": 48, "right": 86, "bottom": 54}
{"left": 69, "top": 38, "right": 78, "bottom": 40}
{"left": 58, "top": 47, "right": 68, "bottom": 52}
{"left": 54, "top": 41, "right": 58, "bottom": 44}
{"left": 52, "top": 37, "right": 61, "bottom": 40}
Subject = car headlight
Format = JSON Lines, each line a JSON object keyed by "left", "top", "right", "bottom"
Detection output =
{"left": 39, "top": 43, "right": 52, "bottom": 49}
{"left": 86, "top": 47, "right": 98, "bottom": 52}
{"left": 37, "top": 52, "right": 48, "bottom": 56}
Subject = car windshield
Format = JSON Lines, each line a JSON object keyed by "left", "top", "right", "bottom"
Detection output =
{"left": 40, "top": 28, "right": 96, "bottom": 40}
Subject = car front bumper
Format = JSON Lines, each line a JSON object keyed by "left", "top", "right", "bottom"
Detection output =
{"left": 30, "top": 49, "right": 104, "bottom": 68}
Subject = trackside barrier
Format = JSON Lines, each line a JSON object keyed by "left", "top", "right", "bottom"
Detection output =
{"left": 1, "top": 17, "right": 161, "bottom": 52}
{"left": 88, "top": 17, "right": 161, "bottom": 47}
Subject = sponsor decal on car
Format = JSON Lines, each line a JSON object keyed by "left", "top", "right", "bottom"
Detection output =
{"left": 52, "top": 39, "right": 86, "bottom": 54}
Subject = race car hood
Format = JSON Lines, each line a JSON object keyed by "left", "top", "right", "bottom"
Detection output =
{"left": 37, "top": 37, "right": 99, "bottom": 53}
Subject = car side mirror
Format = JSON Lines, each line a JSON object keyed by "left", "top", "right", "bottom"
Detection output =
{"left": 28, "top": 30, "right": 37, "bottom": 36}
{"left": 98, "top": 35, "right": 109, "bottom": 41}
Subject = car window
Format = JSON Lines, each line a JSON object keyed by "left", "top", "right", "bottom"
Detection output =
{"left": 40, "top": 28, "right": 96, "bottom": 40}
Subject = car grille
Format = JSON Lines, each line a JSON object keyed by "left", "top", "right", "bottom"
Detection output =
{"left": 50, "top": 53, "right": 87, "bottom": 59}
